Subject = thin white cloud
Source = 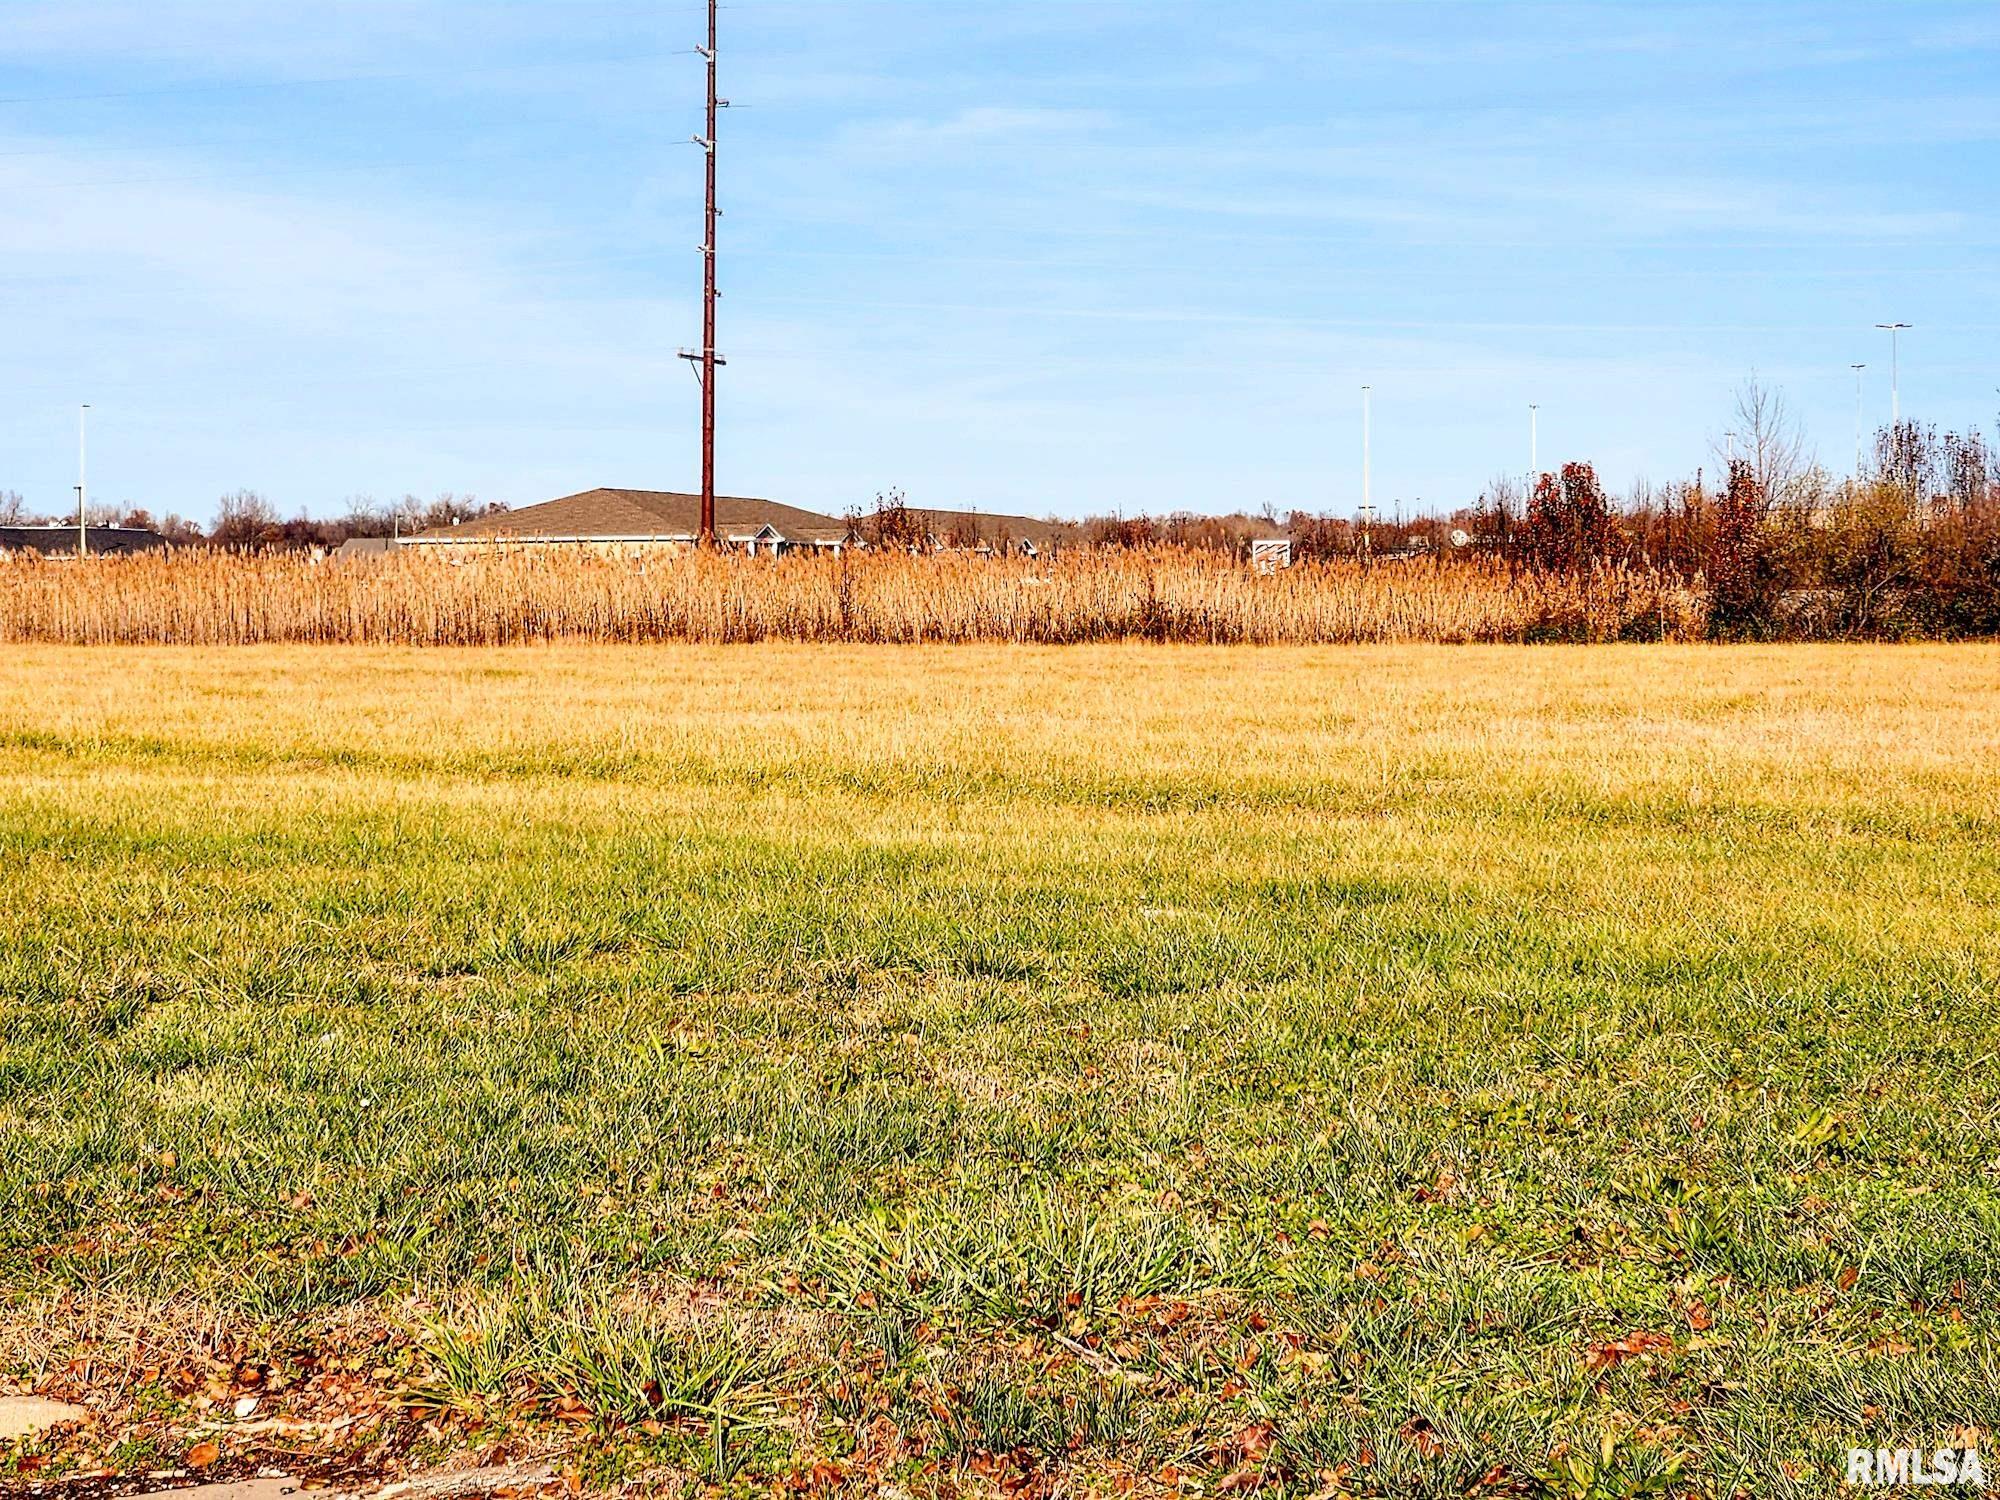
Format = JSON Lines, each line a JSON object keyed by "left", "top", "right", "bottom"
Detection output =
{"left": 831, "top": 106, "right": 1115, "bottom": 165}
{"left": 0, "top": 1, "right": 633, "bottom": 73}
{"left": 1910, "top": 13, "right": 2000, "bottom": 50}
{"left": 0, "top": 130, "right": 701, "bottom": 513}
{"left": 2, "top": 0, "right": 1992, "bottom": 522}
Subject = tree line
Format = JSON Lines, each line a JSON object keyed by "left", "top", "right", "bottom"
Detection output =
{"left": 0, "top": 490, "right": 509, "bottom": 548}
{"left": 1106, "top": 382, "right": 2000, "bottom": 641}
{"left": 8, "top": 378, "right": 1998, "bottom": 638}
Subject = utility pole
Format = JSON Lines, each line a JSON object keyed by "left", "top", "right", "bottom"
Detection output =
{"left": 77, "top": 404, "right": 90, "bottom": 558}
{"left": 1875, "top": 323, "right": 1911, "bottom": 428}
{"left": 679, "top": 0, "right": 726, "bottom": 547}
{"left": 1850, "top": 364, "right": 1866, "bottom": 479}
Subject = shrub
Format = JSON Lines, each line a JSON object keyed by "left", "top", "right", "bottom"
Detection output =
{"left": 1707, "top": 462, "right": 1780, "bottom": 639}
{"left": 1522, "top": 463, "right": 1623, "bottom": 573}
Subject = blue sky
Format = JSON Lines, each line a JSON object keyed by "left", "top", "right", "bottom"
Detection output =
{"left": 3, "top": 1, "right": 1997, "bottom": 525}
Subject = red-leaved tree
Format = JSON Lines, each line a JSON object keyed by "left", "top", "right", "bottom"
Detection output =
{"left": 1707, "top": 459, "right": 1775, "bottom": 638}
{"left": 1521, "top": 462, "right": 1621, "bottom": 572}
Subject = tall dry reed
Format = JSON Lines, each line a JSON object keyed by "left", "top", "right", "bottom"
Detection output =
{"left": 0, "top": 547, "right": 1705, "bottom": 646}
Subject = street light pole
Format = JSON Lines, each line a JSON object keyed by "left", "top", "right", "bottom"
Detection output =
{"left": 1529, "top": 403, "right": 1539, "bottom": 480}
{"left": 1875, "top": 323, "right": 1911, "bottom": 427}
{"left": 1850, "top": 364, "right": 1866, "bottom": 479}
{"left": 77, "top": 404, "right": 90, "bottom": 558}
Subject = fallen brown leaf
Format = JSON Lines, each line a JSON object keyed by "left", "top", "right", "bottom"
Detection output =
{"left": 1399, "top": 1417, "right": 1445, "bottom": 1459}
{"left": 1584, "top": 1330, "right": 1673, "bottom": 1371}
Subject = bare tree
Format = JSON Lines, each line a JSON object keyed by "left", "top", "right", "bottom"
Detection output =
{"left": 859, "top": 489, "right": 927, "bottom": 550}
{"left": 1944, "top": 429, "right": 1993, "bottom": 510}
{"left": 380, "top": 492, "right": 506, "bottom": 537}
{"left": 336, "top": 495, "right": 395, "bottom": 539}
{"left": 0, "top": 491, "right": 36, "bottom": 524}
{"left": 1876, "top": 421, "right": 1941, "bottom": 506}
{"left": 1480, "top": 474, "right": 1524, "bottom": 540}
{"left": 155, "top": 513, "right": 208, "bottom": 545}
{"left": 1716, "top": 377, "right": 1809, "bottom": 511}
{"left": 211, "top": 489, "right": 282, "bottom": 547}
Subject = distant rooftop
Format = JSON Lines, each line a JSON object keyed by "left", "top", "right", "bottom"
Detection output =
{"left": 0, "top": 525, "right": 168, "bottom": 556}
{"left": 408, "top": 488, "right": 851, "bottom": 545}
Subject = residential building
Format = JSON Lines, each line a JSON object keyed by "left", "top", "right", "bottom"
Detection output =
{"left": 403, "top": 489, "right": 853, "bottom": 555}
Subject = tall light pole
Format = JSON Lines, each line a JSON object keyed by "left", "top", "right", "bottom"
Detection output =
{"left": 1528, "top": 403, "right": 1539, "bottom": 480}
{"left": 1875, "top": 323, "right": 1911, "bottom": 427}
{"left": 77, "top": 404, "right": 90, "bottom": 558}
{"left": 1850, "top": 364, "right": 1866, "bottom": 478}
{"left": 1360, "top": 385, "right": 1372, "bottom": 518}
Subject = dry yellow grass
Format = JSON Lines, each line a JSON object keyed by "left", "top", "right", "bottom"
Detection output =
{"left": 0, "top": 546, "right": 1703, "bottom": 645}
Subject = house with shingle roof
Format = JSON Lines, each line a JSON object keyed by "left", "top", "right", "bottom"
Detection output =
{"left": 403, "top": 488, "right": 854, "bottom": 556}
{"left": 0, "top": 525, "right": 168, "bottom": 558}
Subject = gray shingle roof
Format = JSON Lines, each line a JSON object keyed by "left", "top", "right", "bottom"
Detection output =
{"left": 409, "top": 489, "right": 852, "bottom": 545}
{"left": 0, "top": 526, "right": 167, "bottom": 555}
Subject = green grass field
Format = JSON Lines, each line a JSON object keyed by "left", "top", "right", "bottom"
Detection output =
{"left": 3, "top": 644, "right": 1998, "bottom": 1497}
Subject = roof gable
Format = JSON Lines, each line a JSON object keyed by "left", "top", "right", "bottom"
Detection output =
{"left": 412, "top": 489, "right": 851, "bottom": 544}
